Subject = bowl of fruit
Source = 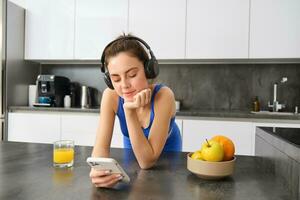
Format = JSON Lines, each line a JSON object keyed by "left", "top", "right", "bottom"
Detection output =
{"left": 187, "top": 135, "right": 236, "bottom": 180}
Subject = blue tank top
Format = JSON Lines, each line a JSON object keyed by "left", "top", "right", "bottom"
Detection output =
{"left": 116, "top": 84, "right": 182, "bottom": 152}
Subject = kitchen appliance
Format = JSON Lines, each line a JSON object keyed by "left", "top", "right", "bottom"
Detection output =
{"left": 0, "top": 0, "right": 5, "bottom": 140}
{"left": 35, "top": 75, "right": 70, "bottom": 107}
{"left": 70, "top": 82, "right": 80, "bottom": 107}
{"left": 80, "top": 86, "right": 91, "bottom": 108}
{"left": 1, "top": 1, "right": 40, "bottom": 141}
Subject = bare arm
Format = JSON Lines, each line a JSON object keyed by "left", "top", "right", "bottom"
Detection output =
{"left": 124, "top": 87, "right": 176, "bottom": 169}
{"left": 91, "top": 88, "right": 118, "bottom": 158}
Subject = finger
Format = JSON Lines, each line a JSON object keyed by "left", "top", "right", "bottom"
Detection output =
{"left": 90, "top": 169, "right": 110, "bottom": 178}
{"left": 91, "top": 174, "right": 116, "bottom": 185}
{"left": 104, "top": 174, "right": 123, "bottom": 188}
{"left": 146, "top": 89, "right": 151, "bottom": 104}
{"left": 123, "top": 102, "right": 135, "bottom": 109}
{"left": 94, "top": 174, "right": 122, "bottom": 188}
{"left": 140, "top": 92, "right": 146, "bottom": 106}
{"left": 135, "top": 94, "right": 141, "bottom": 107}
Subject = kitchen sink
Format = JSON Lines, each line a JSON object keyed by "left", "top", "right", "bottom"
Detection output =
{"left": 251, "top": 111, "right": 298, "bottom": 116}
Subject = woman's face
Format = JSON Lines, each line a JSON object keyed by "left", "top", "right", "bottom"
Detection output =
{"left": 107, "top": 52, "right": 149, "bottom": 101}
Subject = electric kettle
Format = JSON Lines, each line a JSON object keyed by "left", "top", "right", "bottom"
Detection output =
{"left": 80, "top": 86, "right": 91, "bottom": 108}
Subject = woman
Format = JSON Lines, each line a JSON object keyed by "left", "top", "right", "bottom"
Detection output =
{"left": 90, "top": 35, "right": 182, "bottom": 188}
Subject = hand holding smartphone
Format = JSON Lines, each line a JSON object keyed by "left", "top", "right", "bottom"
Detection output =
{"left": 87, "top": 157, "right": 130, "bottom": 183}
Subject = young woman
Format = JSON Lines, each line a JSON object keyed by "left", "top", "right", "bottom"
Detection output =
{"left": 89, "top": 35, "right": 182, "bottom": 188}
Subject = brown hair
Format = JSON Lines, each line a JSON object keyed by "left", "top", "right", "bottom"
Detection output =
{"left": 103, "top": 34, "right": 149, "bottom": 68}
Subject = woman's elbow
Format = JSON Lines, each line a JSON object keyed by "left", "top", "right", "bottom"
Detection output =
{"left": 138, "top": 160, "right": 156, "bottom": 170}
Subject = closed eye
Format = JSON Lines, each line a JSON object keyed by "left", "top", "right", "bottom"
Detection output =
{"left": 111, "top": 76, "right": 121, "bottom": 82}
{"left": 128, "top": 73, "right": 137, "bottom": 78}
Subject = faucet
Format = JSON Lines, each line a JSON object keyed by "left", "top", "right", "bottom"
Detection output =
{"left": 268, "top": 77, "right": 287, "bottom": 112}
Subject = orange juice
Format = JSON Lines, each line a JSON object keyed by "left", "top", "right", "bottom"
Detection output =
{"left": 53, "top": 148, "right": 74, "bottom": 164}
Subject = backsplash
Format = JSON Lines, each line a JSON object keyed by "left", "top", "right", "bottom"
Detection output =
{"left": 158, "top": 63, "right": 300, "bottom": 111}
{"left": 42, "top": 63, "right": 300, "bottom": 111}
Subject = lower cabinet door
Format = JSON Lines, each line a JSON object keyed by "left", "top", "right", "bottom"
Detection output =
{"left": 111, "top": 117, "right": 124, "bottom": 148}
{"left": 182, "top": 119, "right": 255, "bottom": 155}
{"left": 61, "top": 113, "right": 99, "bottom": 146}
{"left": 175, "top": 119, "right": 183, "bottom": 137}
{"left": 8, "top": 112, "right": 61, "bottom": 144}
{"left": 60, "top": 113, "right": 124, "bottom": 148}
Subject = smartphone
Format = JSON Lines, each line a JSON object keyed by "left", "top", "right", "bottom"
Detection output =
{"left": 86, "top": 157, "right": 130, "bottom": 183}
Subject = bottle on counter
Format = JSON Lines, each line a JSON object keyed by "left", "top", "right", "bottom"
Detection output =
{"left": 252, "top": 96, "right": 260, "bottom": 112}
{"left": 64, "top": 95, "right": 71, "bottom": 108}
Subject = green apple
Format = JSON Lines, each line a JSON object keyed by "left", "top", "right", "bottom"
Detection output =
{"left": 201, "top": 140, "right": 224, "bottom": 162}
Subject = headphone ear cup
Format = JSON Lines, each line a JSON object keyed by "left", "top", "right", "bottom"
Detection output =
{"left": 144, "top": 58, "right": 159, "bottom": 79}
{"left": 104, "top": 72, "right": 114, "bottom": 89}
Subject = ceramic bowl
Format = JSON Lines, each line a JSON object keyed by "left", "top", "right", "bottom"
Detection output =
{"left": 187, "top": 152, "right": 236, "bottom": 180}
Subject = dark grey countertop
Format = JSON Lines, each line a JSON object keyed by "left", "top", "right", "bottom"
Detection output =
{"left": 259, "top": 127, "right": 300, "bottom": 146}
{"left": 0, "top": 141, "right": 291, "bottom": 200}
{"left": 255, "top": 127, "right": 300, "bottom": 199}
{"left": 257, "top": 127, "right": 300, "bottom": 163}
{"left": 8, "top": 106, "right": 300, "bottom": 121}
{"left": 8, "top": 106, "right": 100, "bottom": 113}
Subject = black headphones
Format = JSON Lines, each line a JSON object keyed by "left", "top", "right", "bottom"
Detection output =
{"left": 100, "top": 36, "right": 159, "bottom": 89}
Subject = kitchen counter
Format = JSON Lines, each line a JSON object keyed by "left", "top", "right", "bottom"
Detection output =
{"left": 8, "top": 106, "right": 100, "bottom": 113}
{"left": 0, "top": 141, "right": 291, "bottom": 200}
{"left": 9, "top": 106, "right": 300, "bottom": 122}
{"left": 255, "top": 127, "right": 300, "bottom": 199}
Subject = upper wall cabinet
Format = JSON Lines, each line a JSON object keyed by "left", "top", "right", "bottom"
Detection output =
{"left": 128, "top": 0, "right": 186, "bottom": 59}
{"left": 186, "top": 0, "right": 249, "bottom": 59}
{"left": 249, "top": 0, "right": 300, "bottom": 58}
{"left": 75, "top": 0, "right": 128, "bottom": 59}
{"left": 25, "top": 0, "right": 75, "bottom": 59}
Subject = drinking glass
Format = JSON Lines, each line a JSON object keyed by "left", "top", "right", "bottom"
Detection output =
{"left": 53, "top": 140, "right": 74, "bottom": 168}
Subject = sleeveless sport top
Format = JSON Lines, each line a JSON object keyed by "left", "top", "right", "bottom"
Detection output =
{"left": 116, "top": 84, "right": 182, "bottom": 152}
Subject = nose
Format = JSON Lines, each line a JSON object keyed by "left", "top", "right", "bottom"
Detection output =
{"left": 120, "top": 78, "right": 130, "bottom": 89}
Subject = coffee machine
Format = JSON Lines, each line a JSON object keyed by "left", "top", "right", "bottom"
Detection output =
{"left": 34, "top": 75, "right": 70, "bottom": 107}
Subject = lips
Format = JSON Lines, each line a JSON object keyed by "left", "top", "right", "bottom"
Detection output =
{"left": 123, "top": 91, "right": 135, "bottom": 97}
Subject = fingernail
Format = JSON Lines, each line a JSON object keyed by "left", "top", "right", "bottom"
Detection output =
{"left": 115, "top": 174, "right": 122, "bottom": 178}
{"left": 105, "top": 170, "right": 111, "bottom": 174}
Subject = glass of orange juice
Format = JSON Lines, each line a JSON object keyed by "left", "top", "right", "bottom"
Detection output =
{"left": 53, "top": 140, "right": 75, "bottom": 168}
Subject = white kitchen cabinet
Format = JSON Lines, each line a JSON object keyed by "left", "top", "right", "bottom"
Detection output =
{"left": 128, "top": 0, "right": 186, "bottom": 59}
{"left": 175, "top": 119, "right": 183, "bottom": 136}
{"left": 111, "top": 117, "right": 124, "bottom": 148}
{"left": 8, "top": 112, "right": 61, "bottom": 144}
{"left": 60, "top": 113, "right": 123, "bottom": 148}
{"left": 60, "top": 113, "right": 99, "bottom": 146}
{"left": 182, "top": 119, "right": 255, "bottom": 155}
{"left": 25, "top": 0, "right": 75, "bottom": 59}
{"left": 75, "top": 0, "right": 128, "bottom": 59}
{"left": 8, "top": 112, "right": 124, "bottom": 147}
{"left": 249, "top": 0, "right": 300, "bottom": 58}
{"left": 186, "top": 0, "right": 249, "bottom": 59}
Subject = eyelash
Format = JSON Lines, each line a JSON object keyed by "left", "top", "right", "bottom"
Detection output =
{"left": 112, "top": 73, "right": 137, "bottom": 82}
{"left": 128, "top": 73, "right": 137, "bottom": 78}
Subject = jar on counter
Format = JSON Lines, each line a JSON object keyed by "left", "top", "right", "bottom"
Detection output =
{"left": 64, "top": 95, "right": 71, "bottom": 108}
{"left": 252, "top": 96, "right": 260, "bottom": 112}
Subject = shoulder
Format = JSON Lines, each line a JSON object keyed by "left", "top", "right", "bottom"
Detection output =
{"left": 101, "top": 88, "right": 119, "bottom": 113}
{"left": 153, "top": 85, "right": 175, "bottom": 115}
{"left": 154, "top": 85, "right": 175, "bottom": 100}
